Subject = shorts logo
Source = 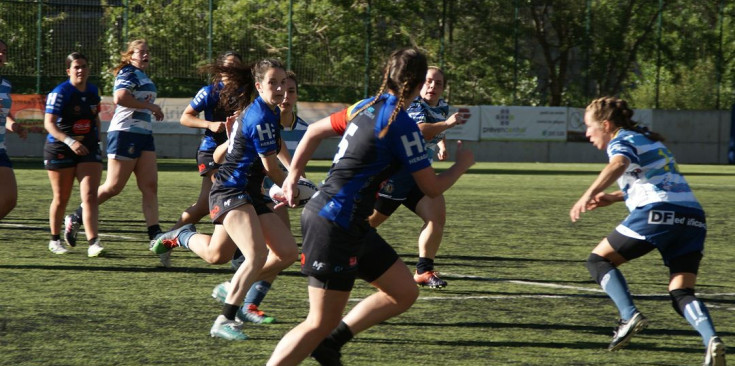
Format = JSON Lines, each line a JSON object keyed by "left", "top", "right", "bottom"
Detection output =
{"left": 209, "top": 205, "right": 220, "bottom": 218}
{"left": 349, "top": 256, "right": 357, "bottom": 267}
{"left": 198, "top": 163, "right": 206, "bottom": 173}
{"left": 648, "top": 210, "right": 675, "bottom": 225}
{"left": 312, "top": 261, "right": 326, "bottom": 271}
{"left": 224, "top": 199, "right": 231, "bottom": 207}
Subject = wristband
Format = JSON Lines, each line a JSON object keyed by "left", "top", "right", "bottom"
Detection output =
{"left": 63, "top": 136, "right": 76, "bottom": 148}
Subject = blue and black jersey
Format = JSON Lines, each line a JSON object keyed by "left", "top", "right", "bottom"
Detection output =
{"left": 311, "top": 94, "right": 431, "bottom": 229}
{"left": 44, "top": 80, "right": 101, "bottom": 146}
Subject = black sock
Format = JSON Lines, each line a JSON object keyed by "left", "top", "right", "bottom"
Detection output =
{"left": 88, "top": 237, "right": 99, "bottom": 246}
{"left": 51, "top": 234, "right": 61, "bottom": 241}
{"left": 416, "top": 257, "right": 435, "bottom": 274}
{"left": 147, "top": 225, "right": 162, "bottom": 240}
{"left": 327, "top": 321, "right": 354, "bottom": 349}
{"left": 222, "top": 303, "right": 240, "bottom": 321}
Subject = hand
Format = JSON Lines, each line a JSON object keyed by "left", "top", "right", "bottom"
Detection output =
{"left": 570, "top": 194, "right": 595, "bottom": 222}
{"left": 10, "top": 122, "right": 27, "bottom": 139}
{"left": 454, "top": 140, "right": 474, "bottom": 171}
{"left": 437, "top": 148, "right": 448, "bottom": 161}
{"left": 149, "top": 103, "right": 164, "bottom": 121}
{"left": 209, "top": 122, "right": 226, "bottom": 133}
{"left": 446, "top": 109, "right": 469, "bottom": 128}
{"left": 281, "top": 174, "right": 301, "bottom": 208}
{"left": 225, "top": 112, "right": 239, "bottom": 139}
{"left": 70, "top": 140, "right": 89, "bottom": 156}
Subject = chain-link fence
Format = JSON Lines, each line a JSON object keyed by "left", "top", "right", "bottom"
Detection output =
{"left": 1, "top": 0, "right": 734, "bottom": 109}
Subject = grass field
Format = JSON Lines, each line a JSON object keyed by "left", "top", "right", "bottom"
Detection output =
{"left": 1, "top": 159, "right": 734, "bottom": 366}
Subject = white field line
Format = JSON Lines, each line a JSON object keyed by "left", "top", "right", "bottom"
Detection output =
{"left": 349, "top": 272, "right": 735, "bottom": 310}
{"left": 0, "top": 222, "right": 137, "bottom": 240}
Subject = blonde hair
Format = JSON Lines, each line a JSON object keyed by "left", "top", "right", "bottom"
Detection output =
{"left": 112, "top": 39, "right": 147, "bottom": 75}
{"left": 585, "top": 96, "right": 664, "bottom": 142}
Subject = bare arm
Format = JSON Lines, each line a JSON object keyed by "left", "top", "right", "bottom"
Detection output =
{"left": 113, "top": 89, "right": 163, "bottom": 121}
{"left": 569, "top": 155, "right": 630, "bottom": 222}
{"left": 5, "top": 112, "right": 26, "bottom": 139}
{"left": 417, "top": 112, "right": 466, "bottom": 141}
{"left": 180, "top": 104, "right": 224, "bottom": 133}
{"left": 262, "top": 153, "right": 287, "bottom": 188}
{"left": 411, "top": 140, "right": 474, "bottom": 198}
{"left": 282, "top": 116, "right": 338, "bottom": 206}
{"left": 43, "top": 112, "right": 88, "bottom": 156}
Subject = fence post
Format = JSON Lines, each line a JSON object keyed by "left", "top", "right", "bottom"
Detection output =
{"left": 36, "top": 0, "right": 42, "bottom": 94}
{"left": 208, "top": 0, "right": 213, "bottom": 63}
{"left": 287, "top": 0, "right": 293, "bottom": 71}
{"left": 363, "top": 0, "right": 371, "bottom": 98}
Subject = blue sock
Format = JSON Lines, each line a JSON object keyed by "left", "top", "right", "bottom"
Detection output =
{"left": 177, "top": 229, "right": 197, "bottom": 250}
{"left": 243, "top": 281, "right": 271, "bottom": 307}
{"left": 683, "top": 300, "right": 717, "bottom": 347}
{"left": 600, "top": 268, "right": 637, "bottom": 321}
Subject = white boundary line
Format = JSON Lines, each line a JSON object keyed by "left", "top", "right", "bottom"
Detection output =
{"left": 0, "top": 222, "right": 137, "bottom": 240}
{"left": 349, "top": 272, "right": 735, "bottom": 310}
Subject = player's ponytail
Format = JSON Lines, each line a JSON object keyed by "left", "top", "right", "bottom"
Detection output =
{"left": 379, "top": 79, "right": 409, "bottom": 138}
{"left": 586, "top": 97, "right": 665, "bottom": 142}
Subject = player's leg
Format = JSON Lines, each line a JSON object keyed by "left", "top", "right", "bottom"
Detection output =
{"left": 210, "top": 205, "right": 269, "bottom": 340}
{"left": 667, "top": 249, "right": 725, "bottom": 365}
{"left": 268, "top": 281, "right": 352, "bottom": 366}
{"left": 240, "top": 211, "right": 298, "bottom": 323}
{"left": 173, "top": 174, "right": 214, "bottom": 230}
{"left": 312, "top": 231, "right": 418, "bottom": 363}
{"left": 0, "top": 160, "right": 18, "bottom": 219}
{"left": 410, "top": 187, "right": 447, "bottom": 288}
{"left": 133, "top": 150, "right": 160, "bottom": 236}
{"left": 76, "top": 161, "right": 103, "bottom": 256}
{"left": 587, "top": 231, "right": 653, "bottom": 351}
{"left": 47, "top": 167, "right": 75, "bottom": 254}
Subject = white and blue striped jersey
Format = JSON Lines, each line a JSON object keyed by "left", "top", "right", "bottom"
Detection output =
{"left": 281, "top": 113, "right": 308, "bottom": 157}
{"left": 608, "top": 129, "right": 702, "bottom": 212}
{"left": 108, "top": 65, "right": 157, "bottom": 135}
{"left": 0, "top": 77, "right": 11, "bottom": 152}
{"left": 406, "top": 97, "right": 449, "bottom": 153}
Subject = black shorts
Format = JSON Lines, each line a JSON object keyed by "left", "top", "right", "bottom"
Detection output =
{"left": 374, "top": 184, "right": 424, "bottom": 216}
{"left": 44, "top": 141, "right": 103, "bottom": 170}
{"left": 300, "top": 207, "right": 399, "bottom": 291}
{"left": 208, "top": 182, "right": 272, "bottom": 223}
{"left": 607, "top": 230, "right": 703, "bottom": 275}
{"left": 197, "top": 149, "right": 221, "bottom": 176}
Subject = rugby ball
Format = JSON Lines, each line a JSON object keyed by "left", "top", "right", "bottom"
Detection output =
{"left": 268, "top": 178, "right": 318, "bottom": 208}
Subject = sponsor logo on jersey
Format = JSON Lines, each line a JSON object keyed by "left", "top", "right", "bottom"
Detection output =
{"left": 72, "top": 119, "right": 91, "bottom": 134}
{"left": 401, "top": 131, "right": 425, "bottom": 157}
{"left": 256, "top": 123, "right": 275, "bottom": 142}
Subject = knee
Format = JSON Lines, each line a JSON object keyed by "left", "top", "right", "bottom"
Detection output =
{"left": 102, "top": 183, "right": 125, "bottom": 197}
{"left": 669, "top": 288, "right": 696, "bottom": 318}
{"left": 585, "top": 253, "right": 616, "bottom": 285}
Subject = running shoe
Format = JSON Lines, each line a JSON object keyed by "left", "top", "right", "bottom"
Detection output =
{"left": 149, "top": 224, "right": 195, "bottom": 255}
{"left": 414, "top": 270, "right": 448, "bottom": 288}
{"left": 311, "top": 339, "right": 343, "bottom": 366}
{"left": 704, "top": 336, "right": 726, "bottom": 366}
{"left": 63, "top": 214, "right": 81, "bottom": 247}
{"left": 158, "top": 251, "right": 172, "bottom": 268}
{"left": 237, "top": 304, "right": 275, "bottom": 324}
{"left": 608, "top": 311, "right": 648, "bottom": 351}
{"left": 210, "top": 315, "right": 248, "bottom": 340}
{"left": 211, "top": 282, "right": 229, "bottom": 304}
{"left": 87, "top": 241, "right": 105, "bottom": 257}
{"left": 49, "top": 240, "right": 69, "bottom": 255}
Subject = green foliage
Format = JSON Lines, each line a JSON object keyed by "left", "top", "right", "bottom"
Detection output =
{"left": 2, "top": 160, "right": 734, "bottom": 365}
{"left": 2, "top": 0, "right": 735, "bottom": 108}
